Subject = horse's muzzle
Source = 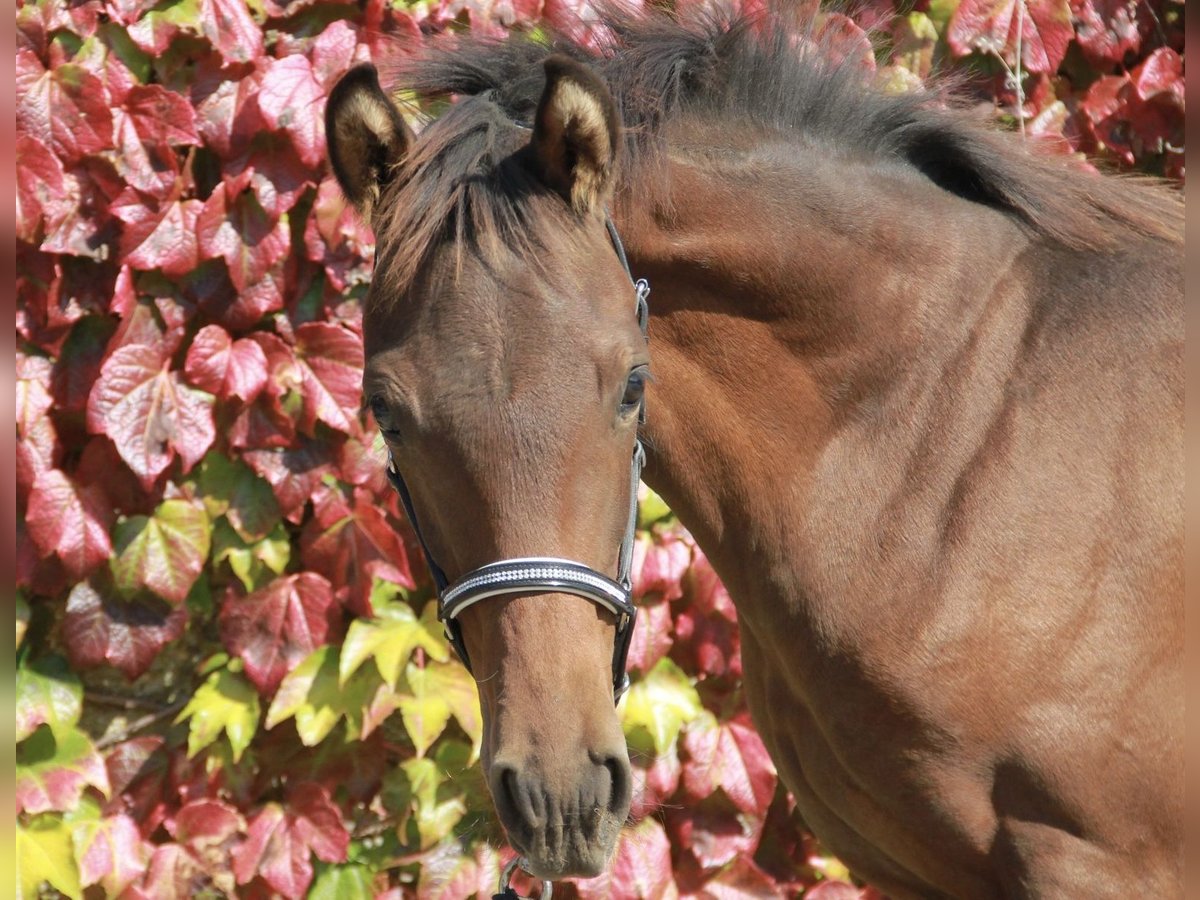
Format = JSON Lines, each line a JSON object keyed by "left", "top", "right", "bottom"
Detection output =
{"left": 489, "top": 748, "right": 632, "bottom": 878}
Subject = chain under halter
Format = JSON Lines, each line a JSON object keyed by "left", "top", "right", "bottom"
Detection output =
{"left": 383, "top": 215, "right": 650, "bottom": 701}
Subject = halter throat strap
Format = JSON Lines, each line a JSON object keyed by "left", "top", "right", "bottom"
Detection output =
{"left": 383, "top": 214, "right": 648, "bottom": 702}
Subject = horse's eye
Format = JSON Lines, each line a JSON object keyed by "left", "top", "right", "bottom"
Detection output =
{"left": 370, "top": 396, "right": 399, "bottom": 435}
{"left": 621, "top": 367, "right": 648, "bottom": 411}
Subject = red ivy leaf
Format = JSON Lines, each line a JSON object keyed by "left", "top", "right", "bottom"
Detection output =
{"left": 219, "top": 573, "right": 342, "bottom": 696}
{"left": 126, "top": 84, "right": 201, "bottom": 149}
{"left": 26, "top": 469, "right": 113, "bottom": 579}
{"left": 630, "top": 745, "right": 682, "bottom": 820}
{"left": 633, "top": 529, "right": 694, "bottom": 602}
{"left": 303, "top": 177, "right": 374, "bottom": 291}
{"left": 193, "top": 63, "right": 267, "bottom": 158}
{"left": 625, "top": 596, "right": 674, "bottom": 675}
{"left": 200, "top": 0, "right": 264, "bottom": 64}
{"left": 681, "top": 715, "right": 777, "bottom": 818}
{"left": 171, "top": 797, "right": 246, "bottom": 889}
{"left": 243, "top": 435, "right": 337, "bottom": 523}
{"left": 17, "top": 353, "right": 59, "bottom": 499}
{"left": 300, "top": 484, "right": 414, "bottom": 610}
{"left": 104, "top": 735, "right": 170, "bottom": 832}
{"left": 184, "top": 324, "right": 270, "bottom": 403}
{"left": 198, "top": 189, "right": 291, "bottom": 293}
{"left": 74, "top": 812, "right": 152, "bottom": 896}
{"left": 1070, "top": 0, "right": 1151, "bottom": 67}
{"left": 62, "top": 580, "right": 189, "bottom": 679}
{"left": 16, "top": 725, "right": 111, "bottom": 814}
{"left": 290, "top": 321, "right": 365, "bottom": 435}
{"left": 17, "top": 52, "right": 115, "bottom": 162}
{"left": 1131, "top": 47, "right": 1184, "bottom": 103}
{"left": 572, "top": 818, "right": 675, "bottom": 899}
{"left": 948, "top": 0, "right": 1074, "bottom": 73}
{"left": 87, "top": 343, "right": 216, "bottom": 488}
{"left": 224, "top": 133, "right": 312, "bottom": 220}
{"left": 16, "top": 134, "right": 67, "bottom": 243}
{"left": 311, "top": 21, "right": 366, "bottom": 90}
{"left": 257, "top": 55, "right": 327, "bottom": 168}
{"left": 112, "top": 190, "right": 204, "bottom": 276}
{"left": 232, "top": 784, "right": 348, "bottom": 898}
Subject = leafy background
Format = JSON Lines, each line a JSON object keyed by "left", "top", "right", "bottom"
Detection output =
{"left": 15, "top": 0, "right": 1184, "bottom": 896}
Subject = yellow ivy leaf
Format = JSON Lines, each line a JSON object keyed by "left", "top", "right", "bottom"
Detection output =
{"left": 620, "top": 657, "right": 703, "bottom": 755}
{"left": 339, "top": 599, "right": 447, "bottom": 688}
{"left": 176, "top": 667, "right": 260, "bottom": 762}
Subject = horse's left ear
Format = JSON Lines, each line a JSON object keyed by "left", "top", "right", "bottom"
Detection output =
{"left": 530, "top": 55, "right": 620, "bottom": 214}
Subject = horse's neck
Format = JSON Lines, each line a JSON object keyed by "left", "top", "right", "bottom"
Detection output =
{"left": 623, "top": 140, "right": 1034, "bottom": 638}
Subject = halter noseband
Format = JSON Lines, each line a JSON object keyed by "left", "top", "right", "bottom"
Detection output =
{"left": 383, "top": 216, "right": 650, "bottom": 702}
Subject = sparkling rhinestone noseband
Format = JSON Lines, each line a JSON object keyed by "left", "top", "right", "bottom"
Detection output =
{"left": 383, "top": 216, "right": 649, "bottom": 701}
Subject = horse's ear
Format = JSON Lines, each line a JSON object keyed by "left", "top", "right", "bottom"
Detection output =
{"left": 326, "top": 63, "right": 412, "bottom": 221}
{"left": 530, "top": 55, "right": 620, "bottom": 214}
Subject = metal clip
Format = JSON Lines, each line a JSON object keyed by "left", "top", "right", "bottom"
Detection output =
{"left": 493, "top": 857, "right": 552, "bottom": 900}
{"left": 635, "top": 278, "right": 651, "bottom": 340}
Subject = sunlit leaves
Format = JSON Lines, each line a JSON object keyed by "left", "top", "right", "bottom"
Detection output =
{"left": 18, "top": 814, "right": 83, "bottom": 900}
{"left": 621, "top": 658, "right": 704, "bottom": 756}
{"left": 948, "top": 0, "right": 1074, "bottom": 73}
{"left": 398, "top": 660, "right": 482, "bottom": 759}
{"left": 73, "top": 811, "right": 151, "bottom": 896}
{"left": 231, "top": 784, "right": 349, "bottom": 898}
{"left": 184, "top": 325, "right": 270, "bottom": 404}
{"left": 16, "top": 654, "right": 83, "bottom": 742}
{"left": 340, "top": 597, "right": 448, "bottom": 689}
{"left": 177, "top": 666, "right": 261, "bottom": 762}
{"left": 384, "top": 758, "right": 468, "bottom": 851}
{"left": 220, "top": 573, "right": 341, "bottom": 695}
{"left": 257, "top": 55, "right": 326, "bottom": 167}
{"left": 26, "top": 469, "right": 112, "bottom": 579}
{"left": 111, "top": 498, "right": 210, "bottom": 603}
{"left": 17, "top": 726, "right": 110, "bottom": 815}
{"left": 681, "top": 714, "right": 777, "bottom": 818}
{"left": 87, "top": 344, "right": 216, "bottom": 487}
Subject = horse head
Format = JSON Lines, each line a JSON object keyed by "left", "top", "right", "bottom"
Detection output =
{"left": 326, "top": 56, "right": 645, "bottom": 879}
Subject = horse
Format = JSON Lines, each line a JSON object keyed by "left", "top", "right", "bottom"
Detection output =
{"left": 324, "top": 8, "right": 1184, "bottom": 898}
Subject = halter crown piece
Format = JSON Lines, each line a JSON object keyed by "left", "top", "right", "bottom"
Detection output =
{"left": 383, "top": 215, "right": 650, "bottom": 702}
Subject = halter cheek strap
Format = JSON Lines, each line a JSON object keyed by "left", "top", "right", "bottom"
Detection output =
{"left": 383, "top": 215, "right": 649, "bottom": 702}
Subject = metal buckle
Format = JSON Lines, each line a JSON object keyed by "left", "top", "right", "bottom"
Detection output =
{"left": 495, "top": 856, "right": 552, "bottom": 899}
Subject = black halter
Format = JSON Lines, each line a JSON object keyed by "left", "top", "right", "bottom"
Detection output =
{"left": 384, "top": 216, "right": 650, "bottom": 701}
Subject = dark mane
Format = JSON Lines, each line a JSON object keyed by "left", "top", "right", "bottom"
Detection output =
{"left": 370, "top": 4, "right": 1183, "bottom": 304}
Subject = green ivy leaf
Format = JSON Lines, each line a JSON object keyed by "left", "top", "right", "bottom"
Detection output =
{"left": 637, "top": 485, "right": 675, "bottom": 529}
{"left": 620, "top": 657, "right": 703, "bottom": 755}
{"left": 212, "top": 519, "right": 290, "bottom": 591}
{"left": 16, "top": 653, "right": 82, "bottom": 742}
{"left": 17, "top": 814, "right": 82, "bottom": 900}
{"left": 339, "top": 598, "right": 447, "bottom": 688}
{"left": 111, "top": 498, "right": 210, "bottom": 604}
{"left": 266, "top": 646, "right": 390, "bottom": 745}
{"left": 309, "top": 862, "right": 375, "bottom": 900}
{"left": 398, "top": 660, "right": 481, "bottom": 760}
{"left": 16, "top": 726, "right": 110, "bottom": 815}
{"left": 196, "top": 452, "right": 281, "bottom": 542}
{"left": 383, "top": 758, "right": 467, "bottom": 850}
{"left": 176, "top": 666, "right": 260, "bottom": 762}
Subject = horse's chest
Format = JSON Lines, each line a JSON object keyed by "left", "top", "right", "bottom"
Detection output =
{"left": 735, "top": 614, "right": 999, "bottom": 899}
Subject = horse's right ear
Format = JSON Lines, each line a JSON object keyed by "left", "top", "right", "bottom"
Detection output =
{"left": 326, "top": 64, "right": 412, "bottom": 221}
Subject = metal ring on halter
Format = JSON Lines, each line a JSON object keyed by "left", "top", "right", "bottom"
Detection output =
{"left": 499, "top": 856, "right": 553, "bottom": 899}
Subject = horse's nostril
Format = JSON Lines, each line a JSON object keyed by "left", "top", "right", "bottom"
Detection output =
{"left": 492, "top": 762, "right": 539, "bottom": 836}
{"left": 599, "top": 752, "right": 632, "bottom": 816}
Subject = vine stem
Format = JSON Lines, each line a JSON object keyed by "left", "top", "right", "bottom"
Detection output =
{"left": 94, "top": 697, "right": 189, "bottom": 751}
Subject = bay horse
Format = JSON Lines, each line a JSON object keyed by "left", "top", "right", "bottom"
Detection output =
{"left": 325, "top": 8, "right": 1184, "bottom": 897}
